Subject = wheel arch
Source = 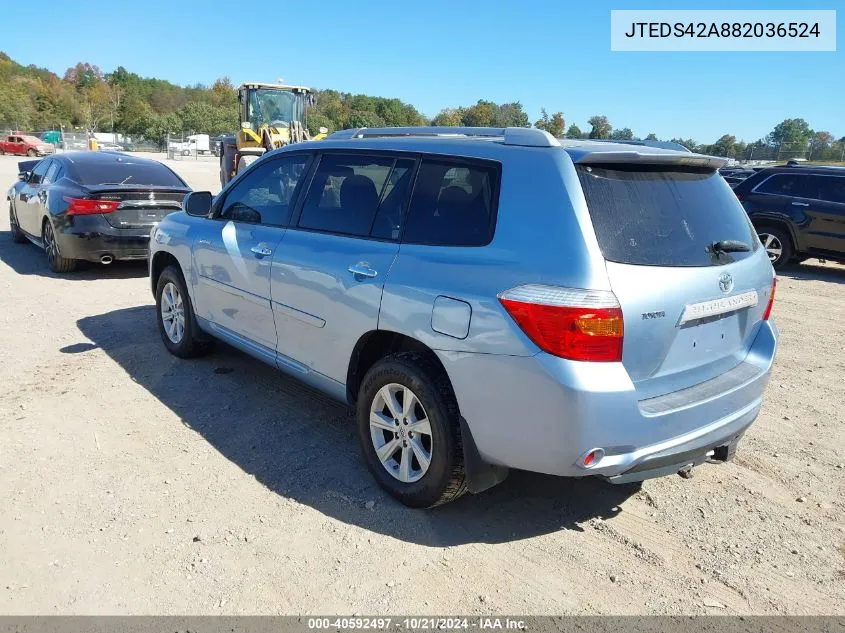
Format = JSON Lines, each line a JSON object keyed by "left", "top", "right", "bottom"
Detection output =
{"left": 346, "top": 330, "right": 451, "bottom": 405}
{"left": 150, "top": 250, "right": 182, "bottom": 297}
{"left": 751, "top": 215, "right": 801, "bottom": 254}
{"left": 348, "top": 329, "right": 509, "bottom": 495}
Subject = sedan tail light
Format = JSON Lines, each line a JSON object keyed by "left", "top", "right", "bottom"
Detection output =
{"left": 498, "top": 284, "right": 624, "bottom": 362}
{"left": 63, "top": 197, "right": 121, "bottom": 215}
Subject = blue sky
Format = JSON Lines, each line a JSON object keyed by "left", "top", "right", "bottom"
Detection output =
{"left": 3, "top": 0, "right": 842, "bottom": 143}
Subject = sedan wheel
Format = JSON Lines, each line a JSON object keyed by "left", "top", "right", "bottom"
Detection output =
{"left": 42, "top": 221, "right": 76, "bottom": 273}
{"left": 160, "top": 282, "right": 186, "bottom": 344}
{"left": 758, "top": 232, "right": 782, "bottom": 264}
{"left": 369, "top": 383, "right": 434, "bottom": 484}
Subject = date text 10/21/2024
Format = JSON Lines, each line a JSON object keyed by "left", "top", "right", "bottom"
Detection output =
{"left": 307, "top": 618, "right": 528, "bottom": 630}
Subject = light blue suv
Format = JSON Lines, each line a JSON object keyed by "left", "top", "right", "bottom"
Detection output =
{"left": 149, "top": 127, "right": 778, "bottom": 507}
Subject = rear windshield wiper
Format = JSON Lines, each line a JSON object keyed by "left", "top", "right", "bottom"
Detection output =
{"left": 708, "top": 239, "right": 750, "bottom": 254}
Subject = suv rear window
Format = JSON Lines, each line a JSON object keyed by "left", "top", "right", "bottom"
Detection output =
{"left": 403, "top": 159, "right": 499, "bottom": 246}
{"left": 576, "top": 165, "right": 758, "bottom": 267}
{"left": 70, "top": 159, "right": 185, "bottom": 187}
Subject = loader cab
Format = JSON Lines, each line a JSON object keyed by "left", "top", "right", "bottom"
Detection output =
{"left": 238, "top": 83, "right": 312, "bottom": 130}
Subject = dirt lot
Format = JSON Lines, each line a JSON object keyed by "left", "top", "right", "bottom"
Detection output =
{"left": 0, "top": 153, "right": 843, "bottom": 615}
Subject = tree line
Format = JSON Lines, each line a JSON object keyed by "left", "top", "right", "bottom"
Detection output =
{"left": 2, "top": 52, "right": 842, "bottom": 161}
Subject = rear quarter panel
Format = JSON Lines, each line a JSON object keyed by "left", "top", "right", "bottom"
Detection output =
{"left": 379, "top": 147, "right": 611, "bottom": 355}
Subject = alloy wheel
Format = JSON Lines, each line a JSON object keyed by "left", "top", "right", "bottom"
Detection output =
{"left": 160, "top": 282, "right": 186, "bottom": 344}
{"left": 758, "top": 232, "right": 783, "bottom": 264}
{"left": 369, "top": 383, "right": 433, "bottom": 483}
{"left": 43, "top": 223, "right": 57, "bottom": 264}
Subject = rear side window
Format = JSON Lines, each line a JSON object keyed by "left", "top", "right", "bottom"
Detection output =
{"left": 576, "top": 165, "right": 758, "bottom": 267}
{"left": 43, "top": 162, "right": 60, "bottom": 185}
{"left": 804, "top": 175, "right": 845, "bottom": 204}
{"left": 70, "top": 159, "right": 185, "bottom": 187}
{"left": 754, "top": 173, "right": 808, "bottom": 197}
{"left": 403, "top": 159, "right": 499, "bottom": 246}
{"left": 30, "top": 160, "right": 50, "bottom": 184}
{"left": 298, "top": 154, "right": 394, "bottom": 237}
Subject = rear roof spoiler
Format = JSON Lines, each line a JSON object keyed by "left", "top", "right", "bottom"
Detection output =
{"left": 570, "top": 150, "right": 727, "bottom": 169}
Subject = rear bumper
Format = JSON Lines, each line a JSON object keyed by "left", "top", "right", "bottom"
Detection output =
{"left": 55, "top": 217, "right": 151, "bottom": 262}
{"left": 438, "top": 319, "right": 778, "bottom": 481}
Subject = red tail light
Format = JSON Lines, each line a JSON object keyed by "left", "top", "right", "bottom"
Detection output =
{"left": 499, "top": 285, "right": 624, "bottom": 362}
{"left": 63, "top": 197, "right": 120, "bottom": 215}
{"left": 763, "top": 277, "right": 776, "bottom": 320}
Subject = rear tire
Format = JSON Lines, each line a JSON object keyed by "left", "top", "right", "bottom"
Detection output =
{"left": 756, "top": 226, "right": 793, "bottom": 270}
{"left": 43, "top": 220, "right": 76, "bottom": 273}
{"left": 356, "top": 351, "right": 467, "bottom": 508}
{"left": 9, "top": 204, "right": 26, "bottom": 243}
{"left": 155, "top": 265, "right": 214, "bottom": 358}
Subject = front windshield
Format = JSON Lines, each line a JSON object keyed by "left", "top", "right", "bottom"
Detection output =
{"left": 247, "top": 89, "right": 304, "bottom": 127}
{"left": 23, "top": 136, "right": 43, "bottom": 144}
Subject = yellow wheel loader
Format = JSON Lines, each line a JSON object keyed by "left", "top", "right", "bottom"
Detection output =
{"left": 219, "top": 82, "right": 328, "bottom": 188}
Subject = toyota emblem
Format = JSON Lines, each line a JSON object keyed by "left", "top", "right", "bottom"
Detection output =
{"left": 718, "top": 272, "right": 734, "bottom": 294}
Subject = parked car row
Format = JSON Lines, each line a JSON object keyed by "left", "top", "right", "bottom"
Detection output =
{"left": 0, "top": 133, "right": 55, "bottom": 157}
{"left": 7, "top": 152, "right": 190, "bottom": 272}
{"left": 734, "top": 164, "right": 845, "bottom": 269}
{"left": 7, "top": 130, "right": 782, "bottom": 508}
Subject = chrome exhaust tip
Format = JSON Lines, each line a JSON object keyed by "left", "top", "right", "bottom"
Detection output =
{"left": 100, "top": 255, "right": 114, "bottom": 265}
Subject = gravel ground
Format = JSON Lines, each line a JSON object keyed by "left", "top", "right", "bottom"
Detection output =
{"left": 0, "top": 153, "right": 843, "bottom": 615}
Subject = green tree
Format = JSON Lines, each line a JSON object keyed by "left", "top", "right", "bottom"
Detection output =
{"left": 644, "top": 132, "right": 658, "bottom": 141}
{"left": 565, "top": 124, "right": 583, "bottom": 139}
{"left": 0, "top": 81, "right": 35, "bottom": 129}
{"left": 462, "top": 100, "right": 496, "bottom": 127}
{"left": 766, "top": 118, "right": 812, "bottom": 148}
{"left": 588, "top": 115, "right": 612, "bottom": 139}
{"left": 306, "top": 111, "right": 332, "bottom": 136}
{"left": 347, "top": 110, "right": 385, "bottom": 129}
{"left": 534, "top": 108, "right": 565, "bottom": 137}
{"left": 610, "top": 127, "right": 634, "bottom": 140}
{"left": 670, "top": 137, "right": 698, "bottom": 152}
{"left": 711, "top": 134, "right": 737, "bottom": 157}
{"left": 432, "top": 108, "right": 463, "bottom": 126}
{"left": 492, "top": 102, "right": 530, "bottom": 127}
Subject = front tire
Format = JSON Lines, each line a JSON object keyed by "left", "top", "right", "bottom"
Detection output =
{"left": 27, "top": 149, "right": 36, "bottom": 157}
{"left": 43, "top": 220, "right": 76, "bottom": 273}
{"left": 155, "top": 265, "right": 213, "bottom": 358}
{"left": 9, "top": 204, "right": 27, "bottom": 243}
{"left": 356, "top": 352, "right": 467, "bottom": 508}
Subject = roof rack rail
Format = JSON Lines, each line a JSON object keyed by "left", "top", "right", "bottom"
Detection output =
{"left": 328, "top": 126, "right": 560, "bottom": 148}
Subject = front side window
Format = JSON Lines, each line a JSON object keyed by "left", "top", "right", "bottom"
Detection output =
{"left": 220, "top": 154, "right": 311, "bottom": 226}
{"left": 403, "top": 159, "right": 499, "bottom": 246}
{"left": 754, "top": 173, "right": 809, "bottom": 197}
{"left": 298, "top": 154, "right": 394, "bottom": 237}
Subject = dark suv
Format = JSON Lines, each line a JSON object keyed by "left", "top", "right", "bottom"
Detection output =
{"left": 734, "top": 165, "right": 845, "bottom": 269}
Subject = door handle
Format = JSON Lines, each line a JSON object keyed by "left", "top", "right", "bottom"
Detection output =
{"left": 791, "top": 201, "right": 809, "bottom": 207}
{"left": 348, "top": 262, "right": 378, "bottom": 278}
{"left": 250, "top": 244, "right": 273, "bottom": 257}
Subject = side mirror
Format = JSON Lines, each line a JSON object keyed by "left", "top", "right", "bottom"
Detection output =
{"left": 18, "top": 172, "right": 30, "bottom": 182}
{"left": 241, "top": 121, "right": 253, "bottom": 130}
{"left": 318, "top": 127, "right": 328, "bottom": 135}
{"left": 183, "top": 191, "right": 213, "bottom": 217}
